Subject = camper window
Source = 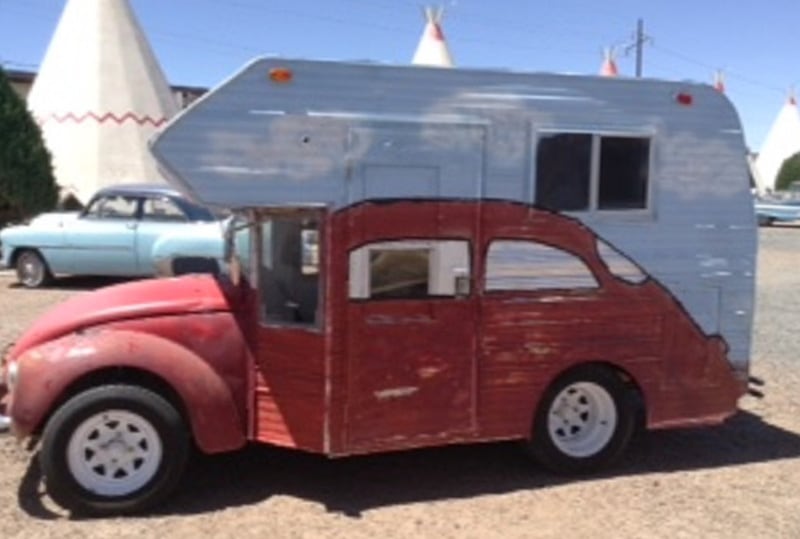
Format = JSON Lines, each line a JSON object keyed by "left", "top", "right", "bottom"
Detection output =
{"left": 598, "top": 137, "right": 650, "bottom": 210}
{"left": 485, "top": 240, "right": 598, "bottom": 291}
{"left": 349, "top": 240, "right": 470, "bottom": 300}
{"left": 536, "top": 133, "right": 650, "bottom": 212}
{"left": 535, "top": 133, "right": 592, "bottom": 211}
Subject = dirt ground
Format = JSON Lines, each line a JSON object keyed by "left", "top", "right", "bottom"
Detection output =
{"left": 1, "top": 228, "right": 799, "bottom": 538}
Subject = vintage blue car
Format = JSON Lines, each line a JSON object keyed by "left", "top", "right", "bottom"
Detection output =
{"left": 0, "top": 184, "right": 225, "bottom": 288}
{"left": 755, "top": 198, "right": 800, "bottom": 226}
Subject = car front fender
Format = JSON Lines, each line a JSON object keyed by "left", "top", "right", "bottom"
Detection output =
{"left": 9, "top": 329, "right": 246, "bottom": 454}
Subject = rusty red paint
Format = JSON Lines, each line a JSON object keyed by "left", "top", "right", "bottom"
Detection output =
{"left": 8, "top": 274, "right": 229, "bottom": 360}
{"left": 324, "top": 201, "right": 743, "bottom": 453}
{"left": 8, "top": 325, "right": 246, "bottom": 453}
{"left": 252, "top": 325, "right": 326, "bottom": 451}
{"left": 6, "top": 200, "right": 745, "bottom": 460}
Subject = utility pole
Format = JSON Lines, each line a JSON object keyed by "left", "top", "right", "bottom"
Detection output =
{"left": 624, "top": 18, "right": 651, "bottom": 78}
{"left": 635, "top": 19, "right": 645, "bottom": 77}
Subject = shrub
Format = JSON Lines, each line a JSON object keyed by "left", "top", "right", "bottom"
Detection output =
{"left": 0, "top": 66, "right": 58, "bottom": 225}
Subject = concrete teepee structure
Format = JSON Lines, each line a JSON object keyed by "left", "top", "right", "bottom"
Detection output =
{"left": 27, "top": 0, "right": 178, "bottom": 204}
{"left": 599, "top": 47, "right": 619, "bottom": 77}
{"left": 412, "top": 6, "right": 454, "bottom": 68}
{"left": 755, "top": 89, "right": 800, "bottom": 192}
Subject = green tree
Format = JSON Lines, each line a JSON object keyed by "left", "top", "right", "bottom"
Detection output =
{"left": 776, "top": 151, "right": 800, "bottom": 191}
{"left": 0, "top": 66, "right": 58, "bottom": 225}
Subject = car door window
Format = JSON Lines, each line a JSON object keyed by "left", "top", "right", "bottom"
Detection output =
{"left": 84, "top": 195, "right": 138, "bottom": 220}
{"left": 141, "top": 197, "right": 188, "bottom": 222}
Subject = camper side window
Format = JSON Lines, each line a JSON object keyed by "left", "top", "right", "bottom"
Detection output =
{"left": 485, "top": 240, "right": 598, "bottom": 291}
{"left": 536, "top": 133, "right": 650, "bottom": 212}
{"left": 349, "top": 240, "right": 470, "bottom": 300}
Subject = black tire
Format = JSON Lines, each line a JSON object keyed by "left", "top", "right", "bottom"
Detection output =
{"left": 15, "top": 249, "right": 53, "bottom": 288}
{"left": 39, "top": 385, "right": 189, "bottom": 516}
{"left": 527, "top": 366, "right": 636, "bottom": 474}
{"left": 757, "top": 215, "right": 774, "bottom": 227}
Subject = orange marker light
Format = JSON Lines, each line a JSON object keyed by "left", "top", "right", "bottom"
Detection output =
{"left": 269, "top": 67, "right": 293, "bottom": 84}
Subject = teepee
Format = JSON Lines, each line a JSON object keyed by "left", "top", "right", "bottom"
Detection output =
{"left": 755, "top": 90, "right": 800, "bottom": 192}
{"left": 27, "top": 0, "right": 178, "bottom": 204}
{"left": 713, "top": 70, "right": 726, "bottom": 93}
{"left": 599, "top": 47, "right": 619, "bottom": 77}
{"left": 412, "top": 6, "right": 455, "bottom": 68}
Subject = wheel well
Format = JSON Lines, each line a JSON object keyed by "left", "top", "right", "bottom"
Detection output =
{"left": 34, "top": 367, "right": 191, "bottom": 438}
{"left": 10, "top": 247, "right": 43, "bottom": 266}
{"left": 548, "top": 361, "right": 646, "bottom": 428}
{"left": 9, "top": 247, "right": 28, "bottom": 266}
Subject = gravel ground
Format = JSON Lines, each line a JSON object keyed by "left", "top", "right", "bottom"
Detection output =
{"left": 1, "top": 227, "right": 799, "bottom": 538}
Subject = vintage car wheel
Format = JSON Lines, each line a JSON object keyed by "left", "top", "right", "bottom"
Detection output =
{"left": 39, "top": 385, "right": 189, "bottom": 516}
{"left": 15, "top": 249, "right": 53, "bottom": 288}
{"left": 528, "top": 366, "right": 635, "bottom": 474}
{"left": 757, "top": 215, "right": 775, "bottom": 227}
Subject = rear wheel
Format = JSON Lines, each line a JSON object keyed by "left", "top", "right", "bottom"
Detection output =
{"left": 528, "top": 366, "right": 636, "bottom": 474}
{"left": 39, "top": 385, "right": 189, "bottom": 516}
{"left": 15, "top": 249, "right": 52, "bottom": 288}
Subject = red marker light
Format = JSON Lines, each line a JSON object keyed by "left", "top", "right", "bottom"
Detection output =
{"left": 269, "top": 67, "right": 293, "bottom": 84}
{"left": 676, "top": 92, "right": 693, "bottom": 106}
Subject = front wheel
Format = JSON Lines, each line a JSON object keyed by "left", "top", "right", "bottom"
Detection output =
{"left": 39, "top": 385, "right": 189, "bottom": 516}
{"left": 15, "top": 249, "right": 52, "bottom": 288}
{"left": 527, "top": 366, "right": 636, "bottom": 474}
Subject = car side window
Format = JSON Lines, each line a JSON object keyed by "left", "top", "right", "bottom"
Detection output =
{"left": 349, "top": 240, "right": 470, "bottom": 300}
{"left": 485, "top": 240, "right": 598, "bottom": 291}
{"left": 84, "top": 195, "right": 138, "bottom": 220}
{"left": 141, "top": 197, "right": 188, "bottom": 222}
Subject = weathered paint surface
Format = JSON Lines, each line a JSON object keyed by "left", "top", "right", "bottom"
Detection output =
{"left": 8, "top": 274, "right": 229, "bottom": 359}
{"left": 259, "top": 200, "right": 743, "bottom": 456}
{"left": 5, "top": 200, "right": 747, "bottom": 458}
{"left": 9, "top": 326, "right": 246, "bottom": 453}
{"left": 7, "top": 276, "right": 249, "bottom": 453}
{"left": 252, "top": 325, "right": 326, "bottom": 452}
{"left": 152, "top": 57, "right": 756, "bottom": 371}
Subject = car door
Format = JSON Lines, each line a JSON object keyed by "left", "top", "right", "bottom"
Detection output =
{"left": 344, "top": 238, "right": 476, "bottom": 451}
{"left": 134, "top": 195, "right": 195, "bottom": 274}
{"left": 61, "top": 193, "right": 139, "bottom": 275}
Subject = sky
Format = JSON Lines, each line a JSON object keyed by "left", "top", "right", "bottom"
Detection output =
{"left": 1, "top": 0, "right": 798, "bottom": 151}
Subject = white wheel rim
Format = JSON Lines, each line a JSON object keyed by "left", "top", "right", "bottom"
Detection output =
{"left": 547, "top": 381, "right": 617, "bottom": 458}
{"left": 67, "top": 410, "right": 163, "bottom": 497}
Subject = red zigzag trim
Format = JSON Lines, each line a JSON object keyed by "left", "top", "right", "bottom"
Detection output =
{"left": 36, "top": 111, "right": 169, "bottom": 127}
